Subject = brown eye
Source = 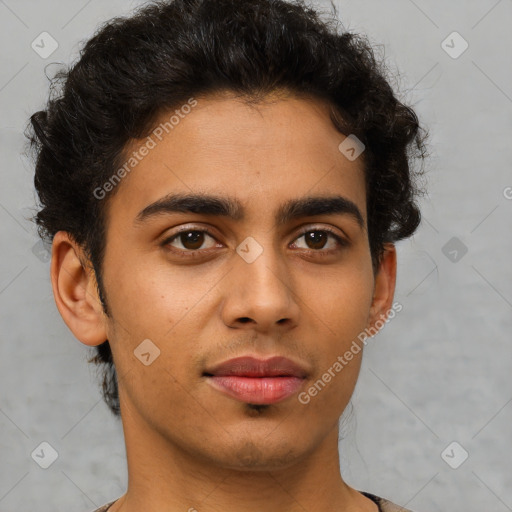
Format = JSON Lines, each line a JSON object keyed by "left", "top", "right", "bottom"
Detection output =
{"left": 292, "top": 229, "right": 347, "bottom": 252}
{"left": 164, "top": 229, "right": 218, "bottom": 252}
{"left": 303, "top": 231, "right": 329, "bottom": 250}
{"left": 179, "top": 231, "right": 206, "bottom": 250}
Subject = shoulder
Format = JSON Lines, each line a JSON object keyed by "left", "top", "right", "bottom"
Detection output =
{"left": 87, "top": 500, "right": 117, "bottom": 512}
{"left": 360, "top": 491, "right": 417, "bottom": 512}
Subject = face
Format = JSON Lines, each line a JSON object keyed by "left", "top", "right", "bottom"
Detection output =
{"left": 80, "top": 92, "right": 393, "bottom": 470}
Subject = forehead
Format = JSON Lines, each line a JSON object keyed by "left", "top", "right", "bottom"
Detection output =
{"left": 106, "top": 92, "right": 367, "bottom": 225}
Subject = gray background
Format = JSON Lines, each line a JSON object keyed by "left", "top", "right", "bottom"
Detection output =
{"left": 0, "top": 0, "right": 511, "bottom": 511}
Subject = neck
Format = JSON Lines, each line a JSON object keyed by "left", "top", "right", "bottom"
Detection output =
{"left": 108, "top": 399, "right": 376, "bottom": 512}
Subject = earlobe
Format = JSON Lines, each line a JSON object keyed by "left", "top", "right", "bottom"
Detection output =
{"left": 367, "top": 243, "right": 397, "bottom": 334}
{"left": 50, "top": 231, "right": 108, "bottom": 346}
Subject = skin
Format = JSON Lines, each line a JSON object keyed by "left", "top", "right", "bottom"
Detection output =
{"left": 51, "top": 90, "right": 396, "bottom": 512}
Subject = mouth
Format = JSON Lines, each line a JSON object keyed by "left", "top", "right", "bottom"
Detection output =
{"left": 203, "top": 356, "right": 308, "bottom": 405}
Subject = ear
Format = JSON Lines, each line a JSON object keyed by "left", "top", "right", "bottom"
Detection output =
{"left": 50, "top": 231, "right": 108, "bottom": 346}
{"left": 367, "top": 243, "right": 397, "bottom": 334}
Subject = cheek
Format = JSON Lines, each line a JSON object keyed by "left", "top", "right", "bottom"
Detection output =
{"left": 103, "top": 256, "right": 223, "bottom": 379}
{"left": 104, "top": 255, "right": 191, "bottom": 330}
{"left": 300, "top": 263, "right": 374, "bottom": 341}
{"left": 300, "top": 278, "right": 371, "bottom": 411}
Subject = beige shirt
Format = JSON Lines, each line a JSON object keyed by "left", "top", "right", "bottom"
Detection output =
{"left": 90, "top": 492, "right": 415, "bottom": 512}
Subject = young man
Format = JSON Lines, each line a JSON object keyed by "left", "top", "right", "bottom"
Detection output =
{"left": 26, "top": 0, "right": 427, "bottom": 510}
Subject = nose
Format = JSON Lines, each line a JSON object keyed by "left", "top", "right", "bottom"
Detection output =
{"left": 220, "top": 242, "right": 300, "bottom": 333}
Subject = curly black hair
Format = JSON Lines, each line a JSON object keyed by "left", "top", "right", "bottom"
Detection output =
{"left": 24, "top": 0, "right": 428, "bottom": 418}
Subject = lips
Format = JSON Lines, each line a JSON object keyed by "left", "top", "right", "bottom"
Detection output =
{"left": 203, "top": 356, "right": 308, "bottom": 405}
{"left": 203, "top": 356, "right": 309, "bottom": 378}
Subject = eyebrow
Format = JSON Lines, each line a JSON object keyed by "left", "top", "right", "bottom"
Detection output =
{"left": 134, "top": 192, "right": 365, "bottom": 229}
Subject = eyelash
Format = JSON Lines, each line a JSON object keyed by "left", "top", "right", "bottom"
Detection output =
{"left": 161, "top": 226, "right": 349, "bottom": 258}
